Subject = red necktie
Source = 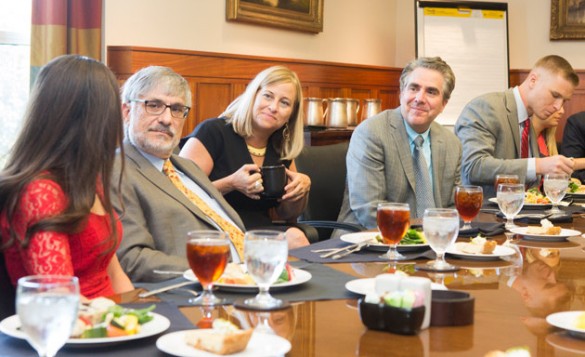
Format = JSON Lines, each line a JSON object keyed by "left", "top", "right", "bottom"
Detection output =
{"left": 521, "top": 118, "right": 530, "bottom": 159}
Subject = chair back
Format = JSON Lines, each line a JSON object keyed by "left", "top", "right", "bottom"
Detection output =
{"left": 0, "top": 251, "right": 16, "bottom": 319}
{"left": 296, "top": 141, "right": 349, "bottom": 222}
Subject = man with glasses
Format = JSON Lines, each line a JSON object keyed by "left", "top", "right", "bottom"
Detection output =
{"left": 112, "top": 66, "right": 246, "bottom": 282}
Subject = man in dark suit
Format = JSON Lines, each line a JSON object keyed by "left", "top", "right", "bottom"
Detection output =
{"left": 337, "top": 57, "right": 461, "bottom": 231}
{"left": 112, "top": 66, "right": 247, "bottom": 282}
{"left": 561, "top": 112, "right": 585, "bottom": 183}
{"left": 455, "top": 55, "right": 579, "bottom": 198}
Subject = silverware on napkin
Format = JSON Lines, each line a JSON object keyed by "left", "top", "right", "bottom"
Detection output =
{"left": 138, "top": 281, "right": 194, "bottom": 298}
{"left": 331, "top": 241, "right": 369, "bottom": 260}
{"left": 319, "top": 244, "right": 359, "bottom": 258}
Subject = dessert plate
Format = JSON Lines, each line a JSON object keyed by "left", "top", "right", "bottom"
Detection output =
{"left": 345, "top": 278, "right": 445, "bottom": 296}
{"left": 487, "top": 197, "right": 558, "bottom": 208}
{"left": 156, "top": 329, "right": 291, "bottom": 357}
{"left": 340, "top": 231, "right": 429, "bottom": 252}
{"left": 446, "top": 243, "right": 516, "bottom": 261}
{"left": 509, "top": 227, "right": 581, "bottom": 242}
{"left": 0, "top": 313, "right": 170, "bottom": 347}
{"left": 547, "top": 311, "right": 585, "bottom": 340}
{"left": 183, "top": 266, "right": 311, "bottom": 292}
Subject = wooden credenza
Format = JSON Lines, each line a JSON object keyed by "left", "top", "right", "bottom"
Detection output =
{"left": 304, "top": 128, "right": 354, "bottom": 146}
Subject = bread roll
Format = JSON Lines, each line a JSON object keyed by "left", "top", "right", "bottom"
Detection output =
{"left": 526, "top": 226, "right": 561, "bottom": 235}
{"left": 185, "top": 319, "right": 253, "bottom": 355}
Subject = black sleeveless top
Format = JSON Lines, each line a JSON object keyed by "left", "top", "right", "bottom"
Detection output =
{"left": 184, "top": 118, "right": 291, "bottom": 229}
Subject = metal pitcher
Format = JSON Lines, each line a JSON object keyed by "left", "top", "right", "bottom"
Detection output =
{"left": 346, "top": 98, "right": 360, "bottom": 126}
{"left": 325, "top": 98, "right": 348, "bottom": 128}
{"left": 361, "top": 98, "right": 382, "bottom": 120}
{"left": 304, "top": 97, "right": 327, "bottom": 127}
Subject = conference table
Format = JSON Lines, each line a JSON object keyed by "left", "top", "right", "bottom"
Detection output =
{"left": 3, "top": 207, "right": 585, "bottom": 356}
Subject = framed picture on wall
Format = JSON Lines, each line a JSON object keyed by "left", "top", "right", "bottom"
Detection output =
{"left": 226, "top": 0, "right": 324, "bottom": 33}
{"left": 550, "top": 0, "right": 585, "bottom": 40}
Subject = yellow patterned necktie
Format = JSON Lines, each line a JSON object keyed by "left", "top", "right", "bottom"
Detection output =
{"left": 163, "top": 160, "right": 244, "bottom": 260}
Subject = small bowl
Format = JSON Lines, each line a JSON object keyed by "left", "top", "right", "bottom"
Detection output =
{"left": 358, "top": 298, "right": 425, "bottom": 335}
{"left": 430, "top": 290, "right": 474, "bottom": 326}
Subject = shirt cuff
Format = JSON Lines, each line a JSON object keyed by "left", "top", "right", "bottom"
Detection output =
{"left": 527, "top": 158, "right": 537, "bottom": 182}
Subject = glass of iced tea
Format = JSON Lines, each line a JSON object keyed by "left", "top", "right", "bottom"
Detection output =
{"left": 494, "top": 174, "right": 520, "bottom": 192}
{"left": 186, "top": 230, "right": 230, "bottom": 306}
{"left": 454, "top": 185, "right": 483, "bottom": 231}
{"left": 377, "top": 202, "right": 410, "bottom": 260}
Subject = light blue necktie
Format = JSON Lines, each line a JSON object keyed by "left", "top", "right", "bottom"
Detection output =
{"left": 413, "top": 135, "right": 435, "bottom": 218}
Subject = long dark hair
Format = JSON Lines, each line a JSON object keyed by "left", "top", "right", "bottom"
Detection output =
{"left": 0, "top": 55, "right": 124, "bottom": 251}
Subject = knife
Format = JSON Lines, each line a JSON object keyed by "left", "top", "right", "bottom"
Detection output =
{"left": 138, "top": 281, "right": 194, "bottom": 298}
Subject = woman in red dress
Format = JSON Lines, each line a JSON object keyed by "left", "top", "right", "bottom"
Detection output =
{"left": 0, "top": 55, "right": 133, "bottom": 299}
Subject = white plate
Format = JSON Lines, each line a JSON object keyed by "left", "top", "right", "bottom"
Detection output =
{"left": 183, "top": 266, "right": 312, "bottom": 292}
{"left": 509, "top": 227, "right": 582, "bottom": 242}
{"left": 345, "top": 278, "right": 445, "bottom": 296}
{"left": 156, "top": 329, "right": 291, "bottom": 357}
{"left": 446, "top": 243, "right": 516, "bottom": 261}
{"left": 0, "top": 312, "right": 170, "bottom": 346}
{"left": 487, "top": 197, "right": 558, "bottom": 208}
{"left": 340, "top": 231, "right": 429, "bottom": 252}
{"left": 547, "top": 311, "right": 585, "bottom": 339}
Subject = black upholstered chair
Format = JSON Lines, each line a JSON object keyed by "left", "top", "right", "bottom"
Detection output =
{"left": 0, "top": 252, "right": 16, "bottom": 320}
{"left": 295, "top": 141, "right": 362, "bottom": 241}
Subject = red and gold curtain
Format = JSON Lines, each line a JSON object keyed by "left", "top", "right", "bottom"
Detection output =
{"left": 30, "top": 0, "right": 102, "bottom": 83}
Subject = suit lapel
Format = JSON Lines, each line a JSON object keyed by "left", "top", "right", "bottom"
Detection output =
{"left": 429, "top": 123, "right": 444, "bottom": 204}
{"left": 504, "top": 89, "right": 521, "bottom": 157}
{"left": 392, "top": 114, "right": 416, "bottom": 192}
{"left": 124, "top": 142, "right": 219, "bottom": 228}
{"left": 528, "top": 124, "right": 541, "bottom": 158}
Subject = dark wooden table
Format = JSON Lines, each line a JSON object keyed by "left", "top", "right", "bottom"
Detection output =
{"left": 4, "top": 212, "right": 585, "bottom": 356}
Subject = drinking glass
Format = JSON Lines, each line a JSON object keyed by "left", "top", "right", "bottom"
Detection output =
{"left": 419, "top": 208, "right": 460, "bottom": 272}
{"left": 494, "top": 174, "right": 520, "bottom": 192}
{"left": 186, "top": 230, "right": 230, "bottom": 306}
{"left": 543, "top": 173, "right": 569, "bottom": 215}
{"left": 244, "top": 230, "right": 288, "bottom": 309}
{"left": 497, "top": 183, "right": 525, "bottom": 230}
{"left": 454, "top": 185, "right": 483, "bottom": 231}
{"left": 16, "top": 275, "right": 80, "bottom": 357}
{"left": 377, "top": 202, "right": 410, "bottom": 260}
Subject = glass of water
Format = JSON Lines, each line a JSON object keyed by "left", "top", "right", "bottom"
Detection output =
{"left": 16, "top": 275, "right": 80, "bottom": 357}
{"left": 244, "top": 230, "right": 288, "bottom": 310}
{"left": 418, "top": 208, "right": 460, "bottom": 272}
{"left": 497, "top": 183, "right": 525, "bottom": 230}
{"left": 543, "top": 173, "right": 569, "bottom": 215}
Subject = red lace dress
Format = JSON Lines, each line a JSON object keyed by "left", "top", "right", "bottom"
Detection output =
{"left": 1, "top": 178, "right": 123, "bottom": 298}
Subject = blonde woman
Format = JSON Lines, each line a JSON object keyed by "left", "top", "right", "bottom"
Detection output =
{"left": 532, "top": 108, "right": 563, "bottom": 156}
{"left": 180, "top": 66, "right": 311, "bottom": 248}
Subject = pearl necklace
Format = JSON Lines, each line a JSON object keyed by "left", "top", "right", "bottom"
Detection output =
{"left": 247, "top": 144, "right": 267, "bottom": 157}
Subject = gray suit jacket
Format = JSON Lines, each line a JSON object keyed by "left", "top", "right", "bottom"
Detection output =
{"left": 112, "top": 141, "right": 246, "bottom": 282}
{"left": 455, "top": 89, "right": 540, "bottom": 198}
{"left": 336, "top": 108, "right": 462, "bottom": 232}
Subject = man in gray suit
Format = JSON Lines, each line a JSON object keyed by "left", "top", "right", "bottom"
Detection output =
{"left": 112, "top": 66, "right": 247, "bottom": 282}
{"left": 456, "top": 55, "right": 579, "bottom": 198}
{"left": 337, "top": 57, "right": 461, "bottom": 231}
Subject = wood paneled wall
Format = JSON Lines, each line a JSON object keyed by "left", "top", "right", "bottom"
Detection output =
{"left": 107, "top": 46, "right": 585, "bottom": 141}
{"left": 107, "top": 46, "right": 402, "bottom": 137}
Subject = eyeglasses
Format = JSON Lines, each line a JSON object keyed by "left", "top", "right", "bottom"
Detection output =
{"left": 131, "top": 99, "right": 190, "bottom": 119}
